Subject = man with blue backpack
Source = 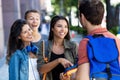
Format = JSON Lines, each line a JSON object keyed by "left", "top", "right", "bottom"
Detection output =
{"left": 75, "top": 0, "right": 120, "bottom": 80}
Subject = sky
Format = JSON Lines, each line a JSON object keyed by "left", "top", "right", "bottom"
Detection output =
{"left": 110, "top": 0, "right": 120, "bottom": 5}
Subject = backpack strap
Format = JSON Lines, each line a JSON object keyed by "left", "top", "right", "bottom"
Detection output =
{"left": 106, "top": 64, "right": 112, "bottom": 80}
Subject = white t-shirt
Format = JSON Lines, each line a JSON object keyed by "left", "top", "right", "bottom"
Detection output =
{"left": 29, "top": 58, "right": 40, "bottom": 80}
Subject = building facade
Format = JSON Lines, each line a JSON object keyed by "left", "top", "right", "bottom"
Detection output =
{"left": 0, "top": 0, "right": 51, "bottom": 57}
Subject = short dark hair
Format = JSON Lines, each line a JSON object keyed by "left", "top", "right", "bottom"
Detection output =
{"left": 78, "top": 0, "right": 104, "bottom": 25}
{"left": 24, "top": 9, "right": 40, "bottom": 19}
{"left": 48, "top": 15, "right": 71, "bottom": 40}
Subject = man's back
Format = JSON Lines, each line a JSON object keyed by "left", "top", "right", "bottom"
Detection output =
{"left": 86, "top": 34, "right": 120, "bottom": 80}
{"left": 75, "top": 0, "right": 120, "bottom": 80}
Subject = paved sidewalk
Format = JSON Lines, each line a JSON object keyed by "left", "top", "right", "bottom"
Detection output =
{"left": 0, "top": 47, "right": 8, "bottom": 80}
{"left": 0, "top": 63, "right": 8, "bottom": 80}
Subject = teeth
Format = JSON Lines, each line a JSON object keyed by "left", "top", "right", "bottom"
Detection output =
{"left": 60, "top": 33, "right": 64, "bottom": 35}
{"left": 32, "top": 25, "right": 37, "bottom": 27}
{"left": 29, "top": 36, "right": 32, "bottom": 38}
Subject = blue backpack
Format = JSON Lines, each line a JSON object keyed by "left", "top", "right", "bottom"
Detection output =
{"left": 86, "top": 34, "right": 120, "bottom": 80}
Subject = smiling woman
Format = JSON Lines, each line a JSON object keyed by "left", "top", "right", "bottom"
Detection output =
{"left": 6, "top": 19, "right": 40, "bottom": 80}
{"left": 37, "top": 15, "right": 78, "bottom": 80}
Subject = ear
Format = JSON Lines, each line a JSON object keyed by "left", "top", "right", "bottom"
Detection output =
{"left": 81, "top": 14, "right": 85, "bottom": 21}
{"left": 81, "top": 13, "right": 88, "bottom": 24}
{"left": 79, "top": 13, "right": 84, "bottom": 24}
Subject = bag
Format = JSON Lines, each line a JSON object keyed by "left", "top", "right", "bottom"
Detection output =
{"left": 86, "top": 34, "right": 120, "bottom": 80}
{"left": 64, "top": 64, "right": 78, "bottom": 76}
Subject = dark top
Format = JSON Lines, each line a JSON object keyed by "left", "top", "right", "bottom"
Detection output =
{"left": 32, "top": 34, "right": 48, "bottom": 56}
{"left": 50, "top": 52, "right": 65, "bottom": 80}
{"left": 37, "top": 39, "right": 78, "bottom": 80}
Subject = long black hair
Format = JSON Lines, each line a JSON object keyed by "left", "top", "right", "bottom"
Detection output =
{"left": 6, "top": 19, "right": 27, "bottom": 62}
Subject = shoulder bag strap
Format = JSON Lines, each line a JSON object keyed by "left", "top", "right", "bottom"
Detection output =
{"left": 42, "top": 40, "right": 48, "bottom": 63}
{"left": 41, "top": 40, "right": 48, "bottom": 80}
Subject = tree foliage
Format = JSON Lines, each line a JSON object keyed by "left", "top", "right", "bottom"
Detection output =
{"left": 51, "top": 0, "right": 78, "bottom": 16}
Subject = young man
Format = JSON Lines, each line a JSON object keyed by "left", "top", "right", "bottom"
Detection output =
{"left": 75, "top": 0, "right": 120, "bottom": 80}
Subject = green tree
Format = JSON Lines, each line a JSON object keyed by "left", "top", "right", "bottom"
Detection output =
{"left": 51, "top": 0, "right": 78, "bottom": 16}
{"left": 51, "top": 0, "right": 78, "bottom": 25}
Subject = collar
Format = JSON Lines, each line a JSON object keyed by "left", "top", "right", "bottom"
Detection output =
{"left": 88, "top": 28, "right": 108, "bottom": 35}
{"left": 64, "top": 39, "right": 72, "bottom": 49}
{"left": 21, "top": 48, "right": 28, "bottom": 54}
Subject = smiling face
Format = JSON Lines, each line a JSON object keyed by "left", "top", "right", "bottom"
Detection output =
{"left": 19, "top": 24, "right": 33, "bottom": 46}
{"left": 26, "top": 12, "right": 40, "bottom": 31}
{"left": 52, "top": 20, "right": 68, "bottom": 39}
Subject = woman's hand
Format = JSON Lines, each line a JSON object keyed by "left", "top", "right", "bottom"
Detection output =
{"left": 58, "top": 58, "right": 73, "bottom": 68}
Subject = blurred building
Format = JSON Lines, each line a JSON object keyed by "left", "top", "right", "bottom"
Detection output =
{"left": 0, "top": 0, "right": 52, "bottom": 57}
{"left": 0, "top": 0, "right": 4, "bottom": 58}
